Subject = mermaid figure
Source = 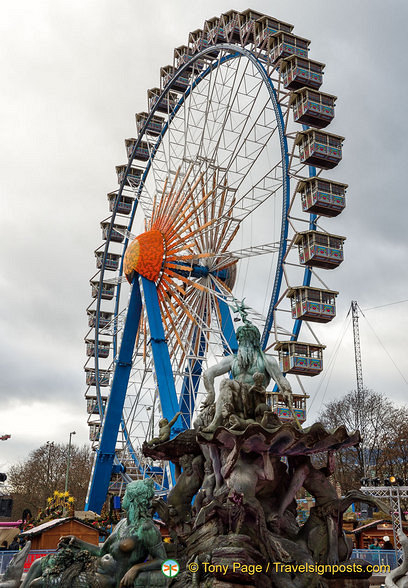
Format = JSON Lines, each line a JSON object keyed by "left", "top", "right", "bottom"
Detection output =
{"left": 20, "top": 479, "right": 167, "bottom": 587}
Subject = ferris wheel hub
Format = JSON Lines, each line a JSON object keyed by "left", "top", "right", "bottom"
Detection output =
{"left": 124, "top": 229, "right": 164, "bottom": 283}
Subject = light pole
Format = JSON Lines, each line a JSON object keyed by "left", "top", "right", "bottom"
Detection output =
{"left": 46, "top": 441, "right": 54, "bottom": 491}
{"left": 64, "top": 431, "right": 76, "bottom": 493}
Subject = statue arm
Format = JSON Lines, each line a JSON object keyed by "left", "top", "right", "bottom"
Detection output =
{"left": 58, "top": 535, "right": 102, "bottom": 556}
{"left": 264, "top": 354, "right": 292, "bottom": 396}
{"left": 278, "top": 461, "right": 309, "bottom": 517}
{"left": 202, "top": 356, "right": 233, "bottom": 404}
{"left": 168, "top": 411, "right": 181, "bottom": 428}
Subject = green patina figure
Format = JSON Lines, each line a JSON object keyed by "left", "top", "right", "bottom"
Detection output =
{"left": 20, "top": 479, "right": 167, "bottom": 588}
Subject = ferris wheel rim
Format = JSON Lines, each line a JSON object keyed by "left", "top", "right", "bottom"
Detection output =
{"left": 118, "top": 48, "right": 292, "bottom": 449}
{"left": 98, "top": 43, "right": 292, "bottom": 350}
{"left": 87, "top": 39, "right": 317, "bottom": 492}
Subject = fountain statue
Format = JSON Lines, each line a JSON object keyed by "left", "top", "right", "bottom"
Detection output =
{"left": 144, "top": 319, "right": 389, "bottom": 587}
{"left": 1, "top": 479, "right": 169, "bottom": 588}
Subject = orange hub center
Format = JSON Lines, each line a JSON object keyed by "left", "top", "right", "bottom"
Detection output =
{"left": 124, "top": 229, "right": 164, "bottom": 283}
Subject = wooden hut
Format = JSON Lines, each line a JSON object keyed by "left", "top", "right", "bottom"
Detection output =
{"left": 20, "top": 518, "right": 105, "bottom": 550}
{"left": 351, "top": 520, "right": 408, "bottom": 549}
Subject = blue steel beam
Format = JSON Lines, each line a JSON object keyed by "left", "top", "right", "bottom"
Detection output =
{"left": 86, "top": 276, "right": 142, "bottom": 513}
{"left": 218, "top": 297, "right": 238, "bottom": 354}
{"left": 141, "top": 278, "right": 180, "bottom": 427}
{"left": 142, "top": 277, "right": 179, "bottom": 486}
{"left": 178, "top": 327, "right": 207, "bottom": 430}
{"left": 290, "top": 157, "right": 317, "bottom": 342}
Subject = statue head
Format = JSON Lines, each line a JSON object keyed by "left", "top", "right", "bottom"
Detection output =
{"left": 179, "top": 454, "right": 194, "bottom": 475}
{"left": 122, "top": 479, "right": 155, "bottom": 524}
{"left": 235, "top": 323, "right": 262, "bottom": 371}
{"left": 252, "top": 372, "right": 265, "bottom": 387}
{"left": 236, "top": 323, "right": 261, "bottom": 350}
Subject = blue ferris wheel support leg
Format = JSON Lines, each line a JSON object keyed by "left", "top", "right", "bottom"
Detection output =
{"left": 86, "top": 275, "right": 142, "bottom": 513}
{"left": 218, "top": 298, "right": 238, "bottom": 355}
{"left": 141, "top": 278, "right": 180, "bottom": 427}
{"left": 142, "top": 277, "right": 180, "bottom": 487}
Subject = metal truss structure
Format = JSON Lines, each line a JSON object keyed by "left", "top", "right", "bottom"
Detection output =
{"left": 360, "top": 485, "right": 408, "bottom": 551}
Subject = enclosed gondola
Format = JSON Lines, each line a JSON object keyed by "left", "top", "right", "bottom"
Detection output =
{"left": 268, "top": 391, "right": 309, "bottom": 423}
{"left": 115, "top": 165, "right": 143, "bottom": 186}
{"left": 95, "top": 251, "right": 121, "bottom": 271}
{"left": 85, "top": 368, "right": 111, "bottom": 388}
{"left": 295, "top": 129, "right": 344, "bottom": 169}
{"left": 100, "top": 221, "right": 126, "bottom": 243}
{"left": 294, "top": 230, "right": 345, "bottom": 269}
{"left": 107, "top": 192, "right": 134, "bottom": 216}
{"left": 268, "top": 31, "right": 310, "bottom": 63}
{"left": 286, "top": 286, "right": 338, "bottom": 323}
{"left": 87, "top": 310, "right": 113, "bottom": 330}
{"left": 85, "top": 339, "right": 110, "bottom": 359}
{"left": 275, "top": 341, "right": 325, "bottom": 376}
{"left": 90, "top": 280, "right": 115, "bottom": 301}
{"left": 290, "top": 88, "right": 336, "bottom": 129}
{"left": 254, "top": 15, "right": 293, "bottom": 49}
{"left": 160, "top": 65, "right": 190, "bottom": 93}
{"left": 295, "top": 177, "right": 347, "bottom": 217}
{"left": 86, "top": 396, "right": 108, "bottom": 415}
{"left": 280, "top": 55, "right": 325, "bottom": 90}
{"left": 135, "top": 112, "right": 165, "bottom": 137}
{"left": 147, "top": 88, "right": 178, "bottom": 114}
{"left": 239, "top": 9, "right": 264, "bottom": 45}
{"left": 204, "top": 16, "right": 226, "bottom": 44}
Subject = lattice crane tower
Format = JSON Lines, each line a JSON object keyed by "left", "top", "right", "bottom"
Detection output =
{"left": 351, "top": 300, "right": 364, "bottom": 394}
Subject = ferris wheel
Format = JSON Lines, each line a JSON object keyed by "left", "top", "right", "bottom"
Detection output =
{"left": 84, "top": 10, "right": 347, "bottom": 512}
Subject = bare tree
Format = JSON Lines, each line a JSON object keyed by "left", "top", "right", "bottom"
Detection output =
{"left": 376, "top": 412, "right": 408, "bottom": 481}
{"left": 319, "top": 388, "right": 408, "bottom": 492}
{"left": 7, "top": 443, "right": 92, "bottom": 520}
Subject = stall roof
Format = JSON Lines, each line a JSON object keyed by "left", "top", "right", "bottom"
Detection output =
{"left": 350, "top": 519, "right": 408, "bottom": 535}
{"left": 0, "top": 528, "right": 19, "bottom": 547}
{"left": 20, "top": 517, "right": 108, "bottom": 537}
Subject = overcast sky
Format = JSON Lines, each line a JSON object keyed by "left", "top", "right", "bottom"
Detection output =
{"left": 1, "top": 0, "right": 407, "bottom": 472}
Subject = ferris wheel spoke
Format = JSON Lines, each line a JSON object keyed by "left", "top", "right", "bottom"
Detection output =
{"left": 194, "top": 56, "right": 249, "bottom": 165}
{"left": 210, "top": 242, "right": 281, "bottom": 272}
{"left": 159, "top": 293, "right": 189, "bottom": 359}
